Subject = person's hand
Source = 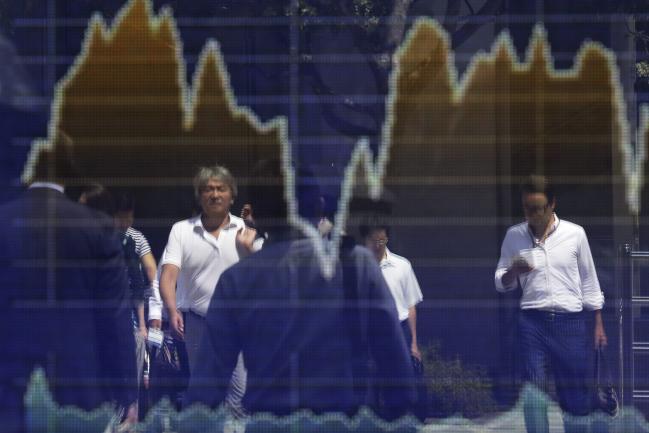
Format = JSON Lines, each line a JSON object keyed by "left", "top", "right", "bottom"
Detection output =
{"left": 594, "top": 322, "right": 608, "bottom": 349}
{"left": 138, "top": 326, "right": 148, "bottom": 339}
{"left": 509, "top": 256, "right": 533, "bottom": 277}
{"left": 411, "top": 344, "right": 422, "bottom": 362}
{"left": 148, "top": 319, "right": 161, "bottom": 329}
{"left": 236, "top": 227, "right": 257, "bottom": 257}
{"left": 169, "top": 310, "right": 184, "bottom": 340}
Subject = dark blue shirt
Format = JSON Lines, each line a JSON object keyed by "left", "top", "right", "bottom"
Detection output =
{"left": 187, "top": 238, "right": 415, "bottom": 418}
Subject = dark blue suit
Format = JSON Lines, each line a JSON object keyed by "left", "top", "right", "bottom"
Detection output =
{"left": 186, "top": 238, "right": 415, "bottom": 419}
{"left": 0, "top": 186, "right": 136, "bottom": 432}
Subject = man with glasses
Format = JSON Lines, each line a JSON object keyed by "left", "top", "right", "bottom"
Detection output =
{"left": 495, "top": 174, "right": 607, "bottom": 433}
{"left": 361, "top": 225, "right": 423, "bottom": 366}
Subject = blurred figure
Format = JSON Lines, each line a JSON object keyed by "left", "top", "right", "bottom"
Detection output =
{"left": 495, "top": 174, "right": 607, "bottom": 433}
{"left": 361, "top": 224, "right": 423, "bottom": 363}
{"left": 78, "top": 183, "right": 115, "bottom": 215}
{"left": 0, "top": 149, "right": 136, "bottom": 432}
{"left": 187, "top": 163, "right": 416, "bottom": 420}
{"left": 361, "top": 223, "right": 426, "bottom": 419}
{"left": 240, "top": 203, "right": 254, "bottom": 226}
{"left": 79, "top": 185, "right": 150, "bottom": 416}
{"left": 113, "top": 193, "right": 157, "bottom": 410}
{"left": 114, "top": 193, "right": 158, "bottom": 297}
{"left": 153, "top": 165, "right": 258, "bottom": 414}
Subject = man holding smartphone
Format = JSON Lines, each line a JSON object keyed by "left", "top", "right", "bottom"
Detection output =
{"left": 495, "top": 174, "right": 606, "bottom": 433}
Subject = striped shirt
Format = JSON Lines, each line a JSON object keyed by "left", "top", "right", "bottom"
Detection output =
{"left": 125, "top": 227, "right": 152, "bottom": 258}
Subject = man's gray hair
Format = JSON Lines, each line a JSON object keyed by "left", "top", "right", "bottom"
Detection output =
{"left": 193, "top": 165, "right": 238, "bottom": 200}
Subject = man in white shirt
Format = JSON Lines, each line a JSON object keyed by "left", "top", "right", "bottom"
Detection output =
{"left": 495, "top": 175, "right": 607, "bottom": 433}
{"left": 362, "top": 225, "right": 423, "bottom": 363}
{"left": 150, "top": 165, "right": 258, "bottom": 412}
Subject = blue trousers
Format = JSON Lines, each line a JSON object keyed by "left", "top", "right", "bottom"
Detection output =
{"left": 519, "top": 309, "right": 591, "bottom": 433}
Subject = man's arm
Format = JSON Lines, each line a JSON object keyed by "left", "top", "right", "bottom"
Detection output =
{"left": 157, "top": 225, "right": 184, "bottom": 336}
{"left": 140, "top": 252, "right": 157, "bottom": 287}
{"left": 402, "top": 263, "right": 423, "bottom": 361}
{"left": 236, "top": 226, "right": 259, "bottom": 258}
{"left": 576, "top": 229, "right": 606, "bottom": 347}
{"left": 495, "top": 230, "right": 531, "bottom": 291}
{"left": 500, "top": 258, "right": 533, "bottom": 288}
{"left": 407, "top": 306, "right": 420, "bottom": 361}
{"left": 148, "top": 276, "right": 162, "bottom": 328}
{"left": 136, "top": 301, "right": 147, "bottom": 338}
{"left": 593, "top": 309, "right": 607, "bottom": 348}
{"left": 159, "top": 263, "right": 183, "bottom": 339}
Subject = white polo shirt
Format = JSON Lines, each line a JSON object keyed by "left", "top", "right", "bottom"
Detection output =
{"left": 156, "top": 213, "right": 245, "bottom": 317}
{"left": 379, "top": 248, "right": 423, "bottom": 322}
{"left": 495, "top": 214, "right": 604, "bottom": 312}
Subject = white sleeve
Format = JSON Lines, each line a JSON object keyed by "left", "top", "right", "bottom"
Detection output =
{"left": 160, "top": 223, "right": 183, "bottom": 269}
{"left": 495, "top": 230, "right": 519, "bottom": 292}
{"left": 402, "top": 263, "right": 423, "bottom": 308}
{"left": 148, "top": 276, "right": 163, "bottom": 321}
{"left": 252, "top": 237, "right": 264, "bottom": 252}
{"left": 577, "top": 228, "right": 604, "bottom": 310}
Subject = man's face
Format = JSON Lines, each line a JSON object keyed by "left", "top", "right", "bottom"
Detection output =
{"left": 199, "top": 177, "right": 233, "bottom": 218}
{"left": 522, "top": 192, "right": 555, "bottom": 229}
{"left": 364, "top": 228, "right": 388, "bottom": 263}
{"left": 114, "top": 210, "right": 134, "bottom": 232}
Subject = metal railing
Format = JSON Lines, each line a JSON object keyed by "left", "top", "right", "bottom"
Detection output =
{"left": 620, "top": 245, "right": 649, "bottom": 412}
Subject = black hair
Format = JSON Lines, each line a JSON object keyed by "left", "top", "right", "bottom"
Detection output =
{"left": 80, "top": 184, "right": 115, "bottom": 216}
{"left": 115, "top": 193, "right": 135, "bottom": 213}
{"left": 359, "top": 224, "right": 390, "bottom": 239}
{"left": 30, "top": 143, "right": 77, "bottom": 184}
{"left": 520, "top": 174, "right": 555, "bottom": 203}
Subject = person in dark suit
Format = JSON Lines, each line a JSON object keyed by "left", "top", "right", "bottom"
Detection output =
{"left": 0, "top": 147, "right": 137, "bottom": 432}
{"left": 186, "top": 160, "right": 415, "bottom": 420}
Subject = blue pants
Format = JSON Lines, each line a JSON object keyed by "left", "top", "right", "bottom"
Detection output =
{"left": 519, "top": 310, "right": 591, "bottom": 433}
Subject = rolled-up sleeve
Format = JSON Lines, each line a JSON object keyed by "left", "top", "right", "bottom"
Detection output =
{"left": 577, "top": 228, "right": 604, "bottom": 310}
{"left": 495, "top": 230, "right": 518, "bottom": 292}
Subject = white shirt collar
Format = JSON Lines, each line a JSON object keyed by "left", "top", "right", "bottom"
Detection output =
{"left": 29, "top": 182, "right": 64, "bottom": 194}
{"left": 193, "top": 213, "right": 238, "bottom": 232}
{"left": 380, "top": 248, "right": 396, "bottom": 268}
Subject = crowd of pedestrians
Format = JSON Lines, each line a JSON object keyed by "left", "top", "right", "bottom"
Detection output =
{"left": 0, "top": 154, "right": 610, "bottom": 433}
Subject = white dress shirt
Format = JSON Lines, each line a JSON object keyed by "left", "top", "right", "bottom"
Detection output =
{"left": 380, "top": 248, "right": 423, "bottom": 322}
{"left": 495, "top": 214, "right": 604, "bottom": 312}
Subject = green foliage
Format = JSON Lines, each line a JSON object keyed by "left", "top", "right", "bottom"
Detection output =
{"left": 421, "top": 342, "right": 499, "bottom": 418}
